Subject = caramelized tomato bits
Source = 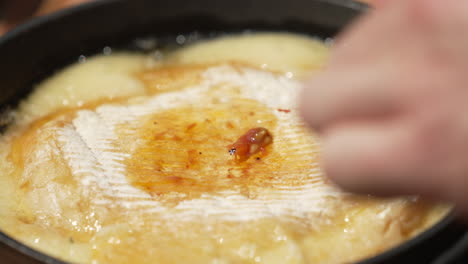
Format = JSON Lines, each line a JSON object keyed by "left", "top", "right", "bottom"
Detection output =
{"left": 277, "top": 108, "right": 291, "bottom": 113}
{"left": 228, "top": 127, "right": 273, "bottom": 162}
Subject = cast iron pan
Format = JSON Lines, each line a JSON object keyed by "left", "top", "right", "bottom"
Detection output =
{"left": 0, "top": 0, "right": 467, "bottom": 263}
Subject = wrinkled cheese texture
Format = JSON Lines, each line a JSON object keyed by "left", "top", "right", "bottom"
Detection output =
{"left": 0, "top": 33, "right": 447, "bottom": 264}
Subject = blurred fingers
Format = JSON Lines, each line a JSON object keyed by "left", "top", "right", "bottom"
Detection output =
{"left": 299, "top": 66, "right": 400, "bottom": 132}
{"left": 320, "top": 120, "right": 437, "bottom": 196}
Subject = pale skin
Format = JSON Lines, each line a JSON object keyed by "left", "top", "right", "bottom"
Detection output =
{"left": 300, "top": 0, "right": 468, "bottom": 217}
{"left": 3, "top": 0, "right": 468, "bottom": 215}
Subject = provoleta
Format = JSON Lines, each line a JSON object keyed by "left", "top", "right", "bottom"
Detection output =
{"left": 0, "top": 33, "right": 447, "bottom": 264}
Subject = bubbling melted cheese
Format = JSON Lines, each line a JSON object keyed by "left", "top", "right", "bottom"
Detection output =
{"left": 0, "top": 33, "right": 448, "bottom": 264}
{"left": 52, "top": 65, "right": 341, "bottom": 222}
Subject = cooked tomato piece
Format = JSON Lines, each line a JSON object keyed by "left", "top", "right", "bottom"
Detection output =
{"left": 228, "top": 127, "right": 272, "bottom": 162}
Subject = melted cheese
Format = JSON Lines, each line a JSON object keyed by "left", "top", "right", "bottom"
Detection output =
{"left": 0, "top": 33, "right": 448, "bottom": 264}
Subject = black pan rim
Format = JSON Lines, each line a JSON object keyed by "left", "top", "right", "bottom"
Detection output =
{"left": 0, "top": 0, "right": 459, "bottom": 263}
{"left": 0, "top": 0, "right": 369, "bottom": 45}
{"left": 359, "top": 209, "right": 459, "bottom": 263}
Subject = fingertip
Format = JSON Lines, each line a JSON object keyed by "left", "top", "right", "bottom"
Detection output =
{"left": 320, "top": 127, "right": 373, "bottom": 193}
{"left": 319, "top": 122, "right": 413, "bottom": 196}
{"left": 299, "top": 78, "right": 321, "bottom": 131}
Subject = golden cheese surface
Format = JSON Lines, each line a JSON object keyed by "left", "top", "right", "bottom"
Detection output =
{"left": 0, "top": 33, "right": 447, "bottom": 264}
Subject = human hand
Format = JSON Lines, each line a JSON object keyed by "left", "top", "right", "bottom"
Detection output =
{"left": 300, "top": 0, "right": 468, "bottom": 215}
